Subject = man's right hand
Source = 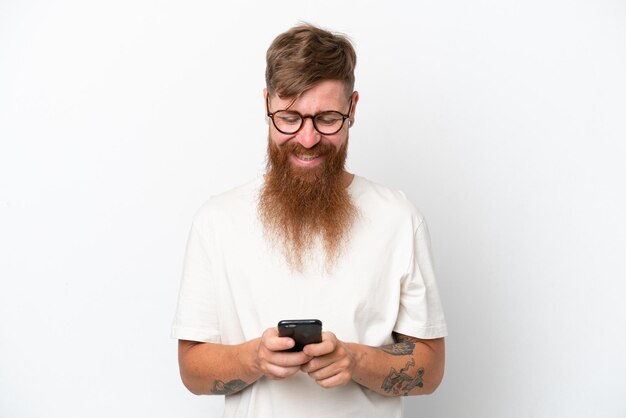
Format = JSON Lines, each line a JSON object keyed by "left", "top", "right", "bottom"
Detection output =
{"left": 178, "top": 327, "right": 314, "bottom": 396}
{"left": 254, "top": 327, "right": 313, "bottom": 380}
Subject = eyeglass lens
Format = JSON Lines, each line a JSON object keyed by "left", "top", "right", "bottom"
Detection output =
{"left": 273, "top": 111, "right": 345, "bottom": 135}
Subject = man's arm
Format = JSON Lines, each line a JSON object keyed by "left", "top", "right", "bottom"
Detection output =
{"left": 301, "top": 332, "right": 445, "bottom": 396}
{"left": 178, "top": 328, "right": 313, "bottom": 395}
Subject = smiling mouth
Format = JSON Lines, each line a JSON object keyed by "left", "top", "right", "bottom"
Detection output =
{"left": 295, "top": 153, "right": 321, "bottom": 161}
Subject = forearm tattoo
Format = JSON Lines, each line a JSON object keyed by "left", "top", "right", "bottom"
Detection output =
{"left": 210, "top": 379, "right": 249, "bottom": 395}
{"left": 379, "top": 333, "right": 424, "bottom": 395}
{"left": 379, "top": 333, "right": 417, "bottom": 356}
{"left": 381, "top": 359, "right": 425, "bottom": 396}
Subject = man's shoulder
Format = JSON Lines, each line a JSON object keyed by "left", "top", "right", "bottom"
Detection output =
{"left": 352, "top": 175, "right": 425, "bottom": 224}
{"left": 192, "top": 177, "right": 262, "bottom": 224}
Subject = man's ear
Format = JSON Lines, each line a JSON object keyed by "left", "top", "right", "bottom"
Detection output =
{"left": 349, "top": 90, "right": 359, "bottom": 127}
{"left": 263, "top": 88, "right": 270, "bottom": 117}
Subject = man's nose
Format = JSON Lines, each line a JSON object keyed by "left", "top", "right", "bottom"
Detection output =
{"left": 296, "top": 117, "right": 321, "bottom": 148}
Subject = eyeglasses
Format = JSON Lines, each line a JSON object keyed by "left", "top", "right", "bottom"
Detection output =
{"left": 267, "top": 97, "right": 353, "bottom": 135}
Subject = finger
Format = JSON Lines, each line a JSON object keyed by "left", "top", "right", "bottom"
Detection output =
{"left": 303, "top": 332, "right": 336, "bottom": 357}
{"left": 262, "top": 328, "right": 295, "bottom": 351}
{"left": 263, "top": 363, "right": 301, "bottom": 380}
{"left": 314, "top": 370, "right": 351, "bottom": 388}
{"left": 268, "top": 351, "right": 313, "bottom": 367}
{"left": 305, "top": 361, "right": 344, "bottom": 381}
{"left": 300, "top": 355, "right": 334, "bottom": 373}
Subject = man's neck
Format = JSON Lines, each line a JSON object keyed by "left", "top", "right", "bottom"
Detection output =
{"left": 341, "top": 171, "right": 355, "bottom": 188}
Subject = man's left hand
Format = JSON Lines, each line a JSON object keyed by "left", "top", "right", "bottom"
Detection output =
{"left": 300, "top": 331, "right": 357, "bottom": 388}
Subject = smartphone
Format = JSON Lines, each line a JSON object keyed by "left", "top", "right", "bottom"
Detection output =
{"left": 277, "top": 319, "right": 323, "bottom": 352}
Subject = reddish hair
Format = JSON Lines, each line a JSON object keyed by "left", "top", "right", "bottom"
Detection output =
{"left": 265, "top": 23, "right": 357, "bottom": 99}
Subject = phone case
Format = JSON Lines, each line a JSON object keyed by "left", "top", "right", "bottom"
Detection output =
{"left": 277, "top": 319, "right": 322, "bottom": 352}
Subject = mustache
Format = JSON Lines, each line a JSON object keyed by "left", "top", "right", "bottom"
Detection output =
{"left": 280, "top": 140, "right": 335, "bottom": 156}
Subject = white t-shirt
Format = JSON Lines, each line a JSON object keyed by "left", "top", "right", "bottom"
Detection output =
{"left": 171, "top": 175, "right": 447, "bottom": 418}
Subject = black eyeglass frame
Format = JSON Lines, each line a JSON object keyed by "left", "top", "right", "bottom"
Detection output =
{"left": 266, "top": 97, "right": 353, "bottom": 135}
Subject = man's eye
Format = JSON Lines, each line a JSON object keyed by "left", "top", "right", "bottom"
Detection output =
{"left": 316, "top": 115, "right": 342, "bottom": 125}
{"left": 277, "top": 115, "right": 301, "bottom": 124}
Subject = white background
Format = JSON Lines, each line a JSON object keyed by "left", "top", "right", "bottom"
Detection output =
{"left": 1, "top": 1, "right": 625, "bottom": 417}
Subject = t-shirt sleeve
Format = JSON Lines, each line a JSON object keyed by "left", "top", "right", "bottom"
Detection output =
{"left": 394, "top": 218, "right": 448, "bottom": 339}
{"left": 170, "top": 216, "right": 221, "bottom": 343}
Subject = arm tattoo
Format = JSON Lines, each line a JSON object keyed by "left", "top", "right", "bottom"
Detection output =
{"left": 379, "top": 333, "right": 418, "bottom": 356}
{"left": 210, "top": 379, "right": 249, "bottom": 395}
{"left": 381, "top": 359, "right": 425, "bottom": 396}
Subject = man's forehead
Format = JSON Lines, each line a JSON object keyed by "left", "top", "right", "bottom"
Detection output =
{"left": 270, "top": 80, "right": 351, "bottom": 110}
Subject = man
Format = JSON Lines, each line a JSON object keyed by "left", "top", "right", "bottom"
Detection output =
{"left": 172, "top": 24, "right": 447, "bottom": 417}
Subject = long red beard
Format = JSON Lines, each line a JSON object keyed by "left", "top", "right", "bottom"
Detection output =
{"left": 258, "top": 138, "right": 357, "bottom": 271}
